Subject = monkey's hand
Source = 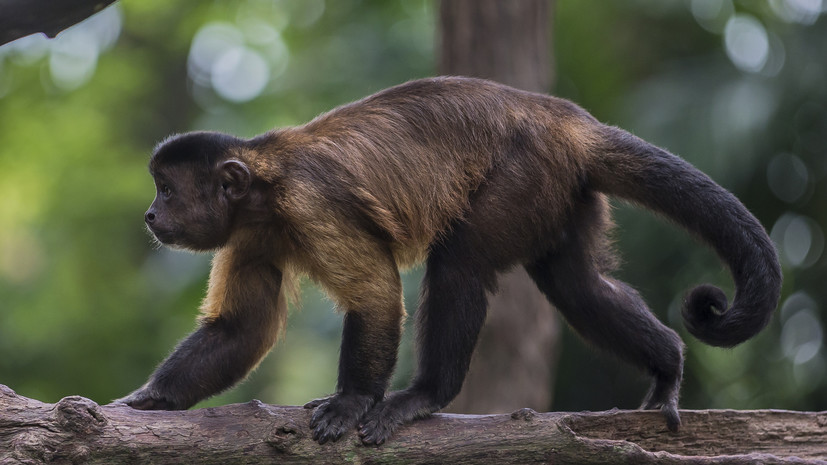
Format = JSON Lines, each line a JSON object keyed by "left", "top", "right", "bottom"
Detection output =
{"left": 302, "top": 394, "right": 335, "bottom": 410}
{"left": 111, "top": 386, "right": 179, "bottom": 411}
{"left": 304, "top": 393, "right": 376, "bottom": 444}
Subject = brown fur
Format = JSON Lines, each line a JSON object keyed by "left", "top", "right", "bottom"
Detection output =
{"left": 118, "top": 76, "right": 780, "bottom": 446}
{"left": 246, "top": 77, "right": 600, "bottom": 306}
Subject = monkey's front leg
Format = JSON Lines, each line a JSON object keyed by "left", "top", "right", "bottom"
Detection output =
{"left": 305, "top": 310, "right": 401, "bottom": 444}
{"left": 116, "top": 257, "right": 284, "bottom": 410}
{"left": 115, "top": 312, "right": 279, "bottom": 410}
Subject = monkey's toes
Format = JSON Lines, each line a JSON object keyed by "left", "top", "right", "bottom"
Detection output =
{"left": 357, "top": 397, "right": 413, "bottom": 445}
{"left": 662, "top": 403, "right": 681, "bottom": 432}
{"left": 307, "top": 393, "right": 376, "bottom": 444}
{"left": 358, "top": 415, "right": 398, "bottom": 446}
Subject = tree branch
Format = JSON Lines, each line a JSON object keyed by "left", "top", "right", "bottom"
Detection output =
{"left": 0, "top": 384, "right": 824, "bottom": 464}
{"left": 0, "top": 0, "right": 117, "bottom": 46}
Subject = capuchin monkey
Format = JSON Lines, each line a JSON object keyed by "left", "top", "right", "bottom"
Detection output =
{"left": 115, "top": 76, "right": 781, "bottom": 445}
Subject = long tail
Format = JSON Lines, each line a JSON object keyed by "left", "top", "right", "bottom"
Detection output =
{"left": 590, "top": 126, "right": 782, "bottom": 348}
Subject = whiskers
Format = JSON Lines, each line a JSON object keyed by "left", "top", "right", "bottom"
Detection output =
{"left": 145, "top": 225, "right": 164, "bottom": 250}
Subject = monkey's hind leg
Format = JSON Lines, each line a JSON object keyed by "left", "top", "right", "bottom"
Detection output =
{"left": 525, "top": 198, "right": 684, "bottom": 432}
{"left": 359, "top": 232, "right": 495, "bottom": 445}
{"left": 306, "top": 308, "right": 403, "bottom": 444}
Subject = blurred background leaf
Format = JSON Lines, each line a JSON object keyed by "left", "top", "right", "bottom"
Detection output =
{"left": 0, "top": 0, "right": 824, "bottom": 414}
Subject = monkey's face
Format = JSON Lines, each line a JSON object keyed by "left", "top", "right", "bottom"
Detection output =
{"left": 145, "top": 159, "right": 251, "bottom": 251}
{"left": 145, "top": 132, "right": 252, "bottom": 252}
{"left": 144, "top": 163, "right": 227, "bottom": 251}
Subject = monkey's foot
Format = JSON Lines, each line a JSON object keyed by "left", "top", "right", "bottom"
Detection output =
{"left": 359, "top": 389, "right": 437, "bottom": 445}
{"left": 305, "top": 392, "right": 376, "bottom": 444}
{"left": 640, "top": 376, "right": 681, "bottom": 432}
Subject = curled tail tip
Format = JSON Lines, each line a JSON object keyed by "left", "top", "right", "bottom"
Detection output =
{"left": 683, "top": 279, "right": 780, "bottom": 348}
{"left": 683, "top": 284, "right": 728, "bottom": 321}
{"left": 681, "top": 284, "right": 732, "bottom": 347}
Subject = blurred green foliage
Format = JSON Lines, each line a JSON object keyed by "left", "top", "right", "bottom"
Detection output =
{"left": 0, "top": 0, "right": 824, "bottom": 416}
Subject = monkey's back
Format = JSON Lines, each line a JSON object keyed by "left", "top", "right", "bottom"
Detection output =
{"left": 277, "top": 77, "right": 601, "bottom": 268}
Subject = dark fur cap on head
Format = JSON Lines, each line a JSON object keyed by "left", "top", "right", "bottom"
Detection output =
{"left": 150, "top": 132, "right": 245, "bottom": 171}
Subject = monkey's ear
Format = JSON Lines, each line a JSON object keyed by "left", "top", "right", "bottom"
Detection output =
{"left": 219, "top": 160, "right": 251, "bottom": 201}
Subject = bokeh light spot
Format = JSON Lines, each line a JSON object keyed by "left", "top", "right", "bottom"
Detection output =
{"left": 188, "top": 22, "right": 244, "bottom": 87}
{"left": 781, "top": 309, "right": 823, "bottom": 365}
{"left": 769, "top": 0, "right": 823, "bottom": 24}
{"left": 767, "top": 153, "right": 809, "bottom": 203}
{"left": 724, "top": 15, "right": 769, "bottom": 73}
{"left": 771, "top": 213, "right": 825, "bottom": 268}
{"left": 49, "top": 28, "right": 100, "bottom": 91}
{"left": 691, "top": 0, "right": 734, "bottom": 32}
{"left": 211, "top": 46, "right": 270, "bottom": 103}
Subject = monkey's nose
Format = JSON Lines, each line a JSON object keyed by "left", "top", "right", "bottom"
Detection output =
{"left": 145, "top": 211, "right": 156, "bottom": 225}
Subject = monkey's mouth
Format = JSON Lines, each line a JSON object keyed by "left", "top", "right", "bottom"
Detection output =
{"left": 146, "top": 225, "right": 177, "bottom": 245}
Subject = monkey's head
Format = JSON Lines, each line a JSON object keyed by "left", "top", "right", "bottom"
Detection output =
{"left": 145, "top": 132, "right": 252, "bottom": 251}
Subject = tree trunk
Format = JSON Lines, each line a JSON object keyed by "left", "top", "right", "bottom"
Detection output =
{"left": 2, "top": 386, "right": 824, "bottom": 464}
{"left": 439, "top": 0, "right": 554, "bottom": 92}
{"left": 438, "top": 0, "right": 560, "bottom": 415}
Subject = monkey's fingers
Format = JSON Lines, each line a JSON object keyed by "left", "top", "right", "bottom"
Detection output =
{"left": 112, "top": 389, "right": 176, "bottom": 411}
{"left": 303, "top": 395, "right": 334, "bottom": 409}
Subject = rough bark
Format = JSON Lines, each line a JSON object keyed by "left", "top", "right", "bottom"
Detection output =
{"left": 2, "top": 385, "right": 824, "bottom": 464}
{"left": 0, "top": 0, "right": 117, "bottom": 46}
{"left": 439, "top": 0, "right": 560, "bottom": 415}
